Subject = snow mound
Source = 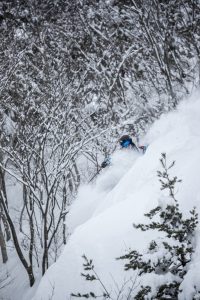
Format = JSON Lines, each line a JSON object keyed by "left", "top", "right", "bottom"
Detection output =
{"left": 32, "top": 92, "right": 200, "bottom": 300}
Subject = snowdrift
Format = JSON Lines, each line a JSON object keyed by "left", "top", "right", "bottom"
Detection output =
{"left": 32, "top": 92, "right": 200, "bottom": 300}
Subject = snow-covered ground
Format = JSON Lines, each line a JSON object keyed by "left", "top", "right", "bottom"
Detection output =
{"left": 3, "top": 92, "right": 200, "bottom": 300}
{"left": 30, "top": 92, "right": 200, "bottom": 300}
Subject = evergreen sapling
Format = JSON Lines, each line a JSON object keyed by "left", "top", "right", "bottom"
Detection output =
{"left": 118, "top": 153, "right": 198, "bottom": 299}
{"left": 71, "top": 254, "right": 110, "bottom": 299}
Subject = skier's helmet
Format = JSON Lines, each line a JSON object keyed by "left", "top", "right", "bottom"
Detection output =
{"left": 119, "top": 135, "right": 133, "bottom": 148}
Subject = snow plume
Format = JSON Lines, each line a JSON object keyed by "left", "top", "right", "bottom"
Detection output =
{"left": 32, "top": 92, "right": 200, "bottom": 300}
{"left": 68, "top": 150, "right": 141, "bottom": 232}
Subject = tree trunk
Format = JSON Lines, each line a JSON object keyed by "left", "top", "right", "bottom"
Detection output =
{"left": 1, "top": 211, "right": 11, "bottom": 241}
{"left": 0, "top": 192, "right": 35, "bottom": 286}
{"left": 42, "top": 219, "right": 48, "bottom": 275}
{"left": 0, "top": 218, "right": 8, "bottom": 263}
{"left": 63, "top": 178, "right": 67, "bottom": 245}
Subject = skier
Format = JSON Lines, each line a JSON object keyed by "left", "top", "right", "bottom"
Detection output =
{"left": 118, "top": 135, "right": 138, "bottom": 151}
{"left": 88, "top": 134, "right": 147, "bottom": 182}
{"left": 119, "top": 135, "right": 147, "bottom": 153}
{"left": 101, "top": 134, "right": 144, "bottom": 169}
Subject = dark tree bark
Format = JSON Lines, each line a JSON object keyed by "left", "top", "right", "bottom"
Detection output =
{"left": 0, "top": 192, "right": 35, "bottom": 287}
{"left": 0, "top": 217, "right": 8, "bottom": 263}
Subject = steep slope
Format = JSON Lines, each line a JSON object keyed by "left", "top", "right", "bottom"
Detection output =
{"left": 32, "top": 92, "right": 200, "bottom": 300}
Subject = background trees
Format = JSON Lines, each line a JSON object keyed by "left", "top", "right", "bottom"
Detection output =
{"left": 0, "top": 0, "right": 200, "bottom": 287}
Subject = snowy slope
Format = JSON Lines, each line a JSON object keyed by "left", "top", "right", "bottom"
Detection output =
{"left": 32, "top": 92, "right": 200, "bottom": 300}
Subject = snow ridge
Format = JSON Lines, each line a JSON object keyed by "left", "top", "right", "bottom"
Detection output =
{"left": 32, "top": 92, "right": 200, "bottom": 300}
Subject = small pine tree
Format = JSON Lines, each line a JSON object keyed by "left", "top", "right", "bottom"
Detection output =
{"left": 118, "top": 153, "right": 198, "bottom": 299}
{"left": 71, "top": 255, "right": 110, "bottom": 299}
{"left": 192, "top": 286, "right": 200, "bottom": 300}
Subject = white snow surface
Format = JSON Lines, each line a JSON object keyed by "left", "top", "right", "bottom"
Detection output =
{"left": 32, "top": 92, "right": 200, "bottom": 300}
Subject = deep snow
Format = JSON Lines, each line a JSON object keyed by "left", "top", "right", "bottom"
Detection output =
{"left": 29, "top": 92, "right": 200, "bottom": 299}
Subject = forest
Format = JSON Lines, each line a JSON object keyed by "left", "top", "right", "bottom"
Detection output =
{"left": 0, "top": 0, "right": 200, "bottom": 298}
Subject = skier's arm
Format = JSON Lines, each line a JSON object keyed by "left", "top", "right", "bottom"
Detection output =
{"left": 101, "top": 157, "right": 111, "bottom": 168}
{"left": 138, "top": 145, "right": 148, "bottom": 153}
